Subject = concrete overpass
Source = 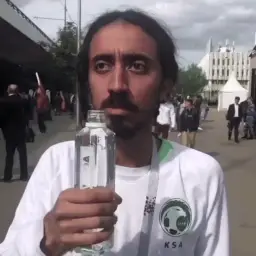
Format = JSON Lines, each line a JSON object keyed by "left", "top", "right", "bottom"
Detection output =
{"left": 0, "top": 0, "right": 54, "bottom": 68}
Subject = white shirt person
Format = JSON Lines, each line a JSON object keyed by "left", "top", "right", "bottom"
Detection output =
{"left": 0, "top": 9, "right": 229, "bottom": 256}
{"left": 0, "top": 140, "right": 229, "bottom": 256}
{"left": 157, "top": 102, "right": 176, "bottom": 129}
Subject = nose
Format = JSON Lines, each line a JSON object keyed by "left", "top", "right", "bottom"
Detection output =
{"left": 108, "top": 62, "right": 128, "bottom": 93}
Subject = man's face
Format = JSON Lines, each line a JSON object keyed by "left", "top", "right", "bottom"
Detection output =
{"left": 185, "top": 100, "right": 192, "bottom": 108}
{"left": 88, "top": 22, "right": 162, "bottom": 139}
{"left": 235, "top": 98, "right": 240, "bottom": 104}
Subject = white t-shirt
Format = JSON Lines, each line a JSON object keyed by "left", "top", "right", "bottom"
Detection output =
{"left": 0, "top": 140, "right": 229, "bottom": 256}
{"left": 234, "top": 104, "right": 239, "bottom": 117}
{"left": 157, "top": 103, "right": 176, "bottom": 128}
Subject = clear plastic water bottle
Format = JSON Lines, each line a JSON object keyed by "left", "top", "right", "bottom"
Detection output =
{"left": 74, "top": 110, "right": 116, "bottom": 255}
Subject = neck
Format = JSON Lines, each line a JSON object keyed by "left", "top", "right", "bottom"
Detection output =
{"left": 116, "top": 127, "right": 153, "bottom": 168}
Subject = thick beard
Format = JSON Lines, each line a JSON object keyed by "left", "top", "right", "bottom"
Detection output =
{"left": 106, "top": 116, "right": 144, "bottom": 140}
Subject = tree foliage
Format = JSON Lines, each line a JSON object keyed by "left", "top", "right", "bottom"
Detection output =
{"left": 178, "top": 64, "right": 207, "bottom": 96}
{"left": 40, "top": 22, "right": 78, "bottom": 92}
{"left": 52, "top": 22, "right": 77, "bottom": 90}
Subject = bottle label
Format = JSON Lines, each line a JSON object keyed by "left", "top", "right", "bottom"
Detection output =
{"left": 79, "top": 146, "right": 95, "bottom": 188}
{"left": 76, "top": 127, "right": 115, "bottom": 189}
{"left": 90, "top": 128, "right": 107, "bottom": 148}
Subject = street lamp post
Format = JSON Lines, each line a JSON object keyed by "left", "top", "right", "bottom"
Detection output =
{"left": 76, "top": 0, "right": 82, "bottom": 130}
{"left": 64, "top": 0, "right": 67, "bottom": 29}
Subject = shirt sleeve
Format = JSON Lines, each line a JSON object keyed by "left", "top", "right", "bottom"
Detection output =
{"left": 195, "top": 161, "right": 230, "bottom": 256}
{"left": 0, "top": 148, "right": 55, "bottom": 256}
{"left": 169, "top": 104, "right": 176, "bottom": 128}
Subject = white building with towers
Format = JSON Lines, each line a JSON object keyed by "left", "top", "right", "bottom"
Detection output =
{"left": 198, "top": 38, "right": 251, "bottom": 100}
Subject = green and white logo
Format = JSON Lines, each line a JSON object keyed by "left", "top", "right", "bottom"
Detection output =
{"left": 159, "top": 199, "right": 192, "bottom": 237}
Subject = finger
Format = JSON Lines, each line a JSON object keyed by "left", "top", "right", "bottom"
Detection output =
{"left": 60, "top": 188, "right": 115, "bottom": 204}
{"left": 55, "top": 202, "right": 119, "bottom": 219}
{"left": 60, "top": 229, "right": 114, "bottom": 247}
{"left": 114, "top": 193, "right": 122, "bottom": 205}
{"left": 59, "top": 216, "right": 117, "bottom": 233}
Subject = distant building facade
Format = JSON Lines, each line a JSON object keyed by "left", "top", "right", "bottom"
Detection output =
{"left": 198, "top": 38, "right": 250, "bottom": 100}
{"left": 249, "top": 46, "right": 256, "bottom": 101}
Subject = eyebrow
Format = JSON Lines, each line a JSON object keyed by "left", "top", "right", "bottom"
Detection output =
{"left": 91, "top": 52, "right": 154, "bottom": 62}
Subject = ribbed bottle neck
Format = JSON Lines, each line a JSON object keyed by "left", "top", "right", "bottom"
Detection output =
{"left": 86, "top": 110, "right": 106, "bottom": 127}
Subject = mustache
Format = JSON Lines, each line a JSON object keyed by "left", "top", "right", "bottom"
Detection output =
{"left": 100, "top": 92, "right": 139, "bottom": 112}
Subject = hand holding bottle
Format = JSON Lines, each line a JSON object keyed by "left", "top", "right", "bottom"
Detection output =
{"left": 40, "top": 187, "right": 122, "bottom": 255}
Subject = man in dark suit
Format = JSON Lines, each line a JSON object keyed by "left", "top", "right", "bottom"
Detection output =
{"left": 0, "top": 84, "right": 28, "bottom": 182}
{"left": 226, "top": 96, "right": 243, "bottom": 143}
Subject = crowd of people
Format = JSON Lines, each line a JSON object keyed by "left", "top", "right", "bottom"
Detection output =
{"left": 0, "top": 84, "right": 76, "bottom": 182}
{"left": 154, "top": 93, "right": 256, "bottom": 147}
{"left": 154, "top": 94, "right": 209, "bottom": 148}
{"left": 226, "top": 96, "right": 256, "bottom": 143}
{"left": 0, "top": 79, "right": 211, "bottom": 184}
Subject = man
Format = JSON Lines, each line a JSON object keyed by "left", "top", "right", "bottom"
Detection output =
{"left": 241, "top": 97, "right": 255, "bottom": 139}
{"left": 54, "top": 91, "right": 62, "bottom": 115}
{"left": 36, "top": 85, "right": 48, "bottom": 133}
{"left": 226, "top": 96, "right": 242, "bottom": 143}
{"left": 0, "top": 10, "right": 229, "bottom": 256}
{"left": 155, "top": 94, "right": 176, "bottom": 139}
{"left": 0, "top": 84, "right": 28, "bottom": 182}
{"left": 245, "top": 97, "right": 256, "bottom": 139}
{"left": 194, "top": 95, "right": 203, "bottom": 131}
{"left": 179, "top": 99, "right": 200, "bottom": 148}
{"left": 240, "top": 98, "right": 249, "bottom": 139}
{"left": 201, "top": 99, "right": 209, "bottom": 121}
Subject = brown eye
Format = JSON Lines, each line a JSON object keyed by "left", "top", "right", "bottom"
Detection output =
{"left": 128, "top": 61, "right": 147, "bottom": 73}
{"left": 95, "top": 61, "right": 111, "bottom": 73}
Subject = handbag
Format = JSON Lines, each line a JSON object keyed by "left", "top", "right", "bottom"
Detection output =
{"left": 26, "top": 126, "right": 35, "bottom": 143}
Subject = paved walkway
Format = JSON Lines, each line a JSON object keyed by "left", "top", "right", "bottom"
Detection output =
{"left": 169, "top": 109, "right": 256, "bottom": 256}
{"left": 0, "top": 114, "right": 76, "bottom": 242}
{"left": 0, "top": 115, "right": 76, "bottom": 177}
{"left": 0, "top": 109, "right": 256, "bottom": 256}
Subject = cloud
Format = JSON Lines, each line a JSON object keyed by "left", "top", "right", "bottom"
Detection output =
{"left": 20, "top": 0, "right": 256, "bottom": 65}
{"left": 12, "top": 0, "right": 33, "bottom": 7}
{"left": 145, "top": 1, "right": 256, "bottom": 52}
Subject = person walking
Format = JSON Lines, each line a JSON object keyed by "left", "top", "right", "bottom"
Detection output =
{"left": 36, "top": 86, "right": 49, "bottom": 133}
{"left": 154, "top": 94, "right": 176, "bottom": 139}
{"left": 226, "top": 96, "right": 242, "bottom": 143}
{"left": 179, "top": 98, "right": 200, "bottom": 148}
{"left": 245, "top": 97, "right": 256, "bottom": 139}
{"left": 201, "top": 99, "right": 209, "bottom": 121}
{"left": 0, "top": 84, "right": 28, "bottom": 182}
{"left": 54, "top": 92, "right": 62, "bottom": 115}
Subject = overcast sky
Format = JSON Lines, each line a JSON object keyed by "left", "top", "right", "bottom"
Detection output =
{"left": 12, "top": 0, "right": 256, "bottom": 66}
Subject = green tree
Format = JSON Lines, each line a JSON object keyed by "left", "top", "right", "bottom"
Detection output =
{"left": 40, "top": 22, "right": 77, "bottom": 92}
{"left": 178, "top": 64, "right": 207, "bottom": 96}
{"left": 51, "top": 22, "right": 77, "bottom": 91}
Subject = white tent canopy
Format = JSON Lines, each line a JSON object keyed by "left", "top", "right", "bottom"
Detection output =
{"left": 218, "top": 72, "right": 248, "bottom": 111}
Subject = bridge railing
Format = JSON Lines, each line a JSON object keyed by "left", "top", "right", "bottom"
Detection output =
{"left": 4, "top": 0, "right": 54, "bottom": 45}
